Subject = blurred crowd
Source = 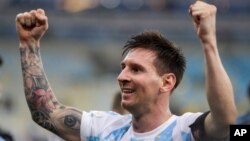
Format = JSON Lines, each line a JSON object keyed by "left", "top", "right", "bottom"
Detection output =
{"left": 0, "top": 0, "right": 249, "bottom": 13}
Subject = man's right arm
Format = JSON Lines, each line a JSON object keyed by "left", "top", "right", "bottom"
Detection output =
{"left": 16, "top": 9, "right": 82, "bottom": 141}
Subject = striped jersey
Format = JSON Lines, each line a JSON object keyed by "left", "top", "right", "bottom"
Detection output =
{"left": 80, "top": 111, "right": 203, "bottom": 141}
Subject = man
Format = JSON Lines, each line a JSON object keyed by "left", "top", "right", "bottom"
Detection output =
{"left": 237, "top": 83, "right": 250, "bottom": 124}
{"left": 15, "top": 1, "right": 237, "bottom": 141}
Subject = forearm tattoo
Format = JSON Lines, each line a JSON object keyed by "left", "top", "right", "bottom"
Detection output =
{"left": 20, "top": 44, "right": 81, "bottom": 137}
{"left": 63, "top": 109, "right": 82, "bottom": 131}
{"left": 32, "top": 110, "right": 58, "bottom": 134}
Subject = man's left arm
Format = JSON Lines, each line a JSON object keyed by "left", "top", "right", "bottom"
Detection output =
{"left": 189, "top": 1, "right": 237, "bottom": 139}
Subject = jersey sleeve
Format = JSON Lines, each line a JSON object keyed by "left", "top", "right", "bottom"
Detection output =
{"left": 189, "top": 111, "right": 229, "bottom": 141}
{"left": 80, "top": 111, "right": 123, "bottom": 141}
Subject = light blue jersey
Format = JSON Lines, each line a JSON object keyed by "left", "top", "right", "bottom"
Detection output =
{"left": 80, "top": 111, "right": 203, "bottom": 141}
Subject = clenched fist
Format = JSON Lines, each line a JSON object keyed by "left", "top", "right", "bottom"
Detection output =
{"left": 189, "top": 1, "right": 217, "bottom": 43}
{"left": 16, "top": 9, "right": 48, "bottom": 46}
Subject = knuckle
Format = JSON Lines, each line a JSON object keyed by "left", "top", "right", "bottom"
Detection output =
{"left": 16, "top": 14, "right": 22, "bottom": 20}
{"left": 212, "top": 6, "right": 217, "bottom": 12}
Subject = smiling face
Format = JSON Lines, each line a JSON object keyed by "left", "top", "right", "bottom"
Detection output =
{"left": 117, "top": 48, "right": 163, "bottom": 114}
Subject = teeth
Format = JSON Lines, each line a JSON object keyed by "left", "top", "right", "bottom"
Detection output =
{"left": 122, "top": 89, "right": 134, "bottom": 93}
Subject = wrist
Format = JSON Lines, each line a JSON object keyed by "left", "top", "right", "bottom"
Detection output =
{"left": 19, "top": 38, "right": 40, "bottom": 48}
{"left": 201, "top": 38, "right": 218, "bottom": 54}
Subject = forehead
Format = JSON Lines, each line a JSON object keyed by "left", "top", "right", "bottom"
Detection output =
{"left": 122, "top": 48, "right": 156, "bottom": 65}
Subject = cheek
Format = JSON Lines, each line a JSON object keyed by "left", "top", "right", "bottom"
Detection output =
{"left": 139, "top": 76, "right": 161, "bottom": 93}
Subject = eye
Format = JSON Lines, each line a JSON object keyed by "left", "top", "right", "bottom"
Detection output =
{"left": 120, "top": 64, "right": 125, "bottom": 70}
{"left": 131, "top": 67, "right": 140, "bottom": 73}
{"left": 62, "top": 115, "right": 81, "bottom": 131}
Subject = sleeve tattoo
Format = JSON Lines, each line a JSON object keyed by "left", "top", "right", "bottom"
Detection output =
{"left": 20, "top": 45, "right": 82, "bottom": 137}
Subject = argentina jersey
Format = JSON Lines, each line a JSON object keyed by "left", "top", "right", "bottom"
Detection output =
{"left": 80, "top": 111, "right": 203, "bottom": 141}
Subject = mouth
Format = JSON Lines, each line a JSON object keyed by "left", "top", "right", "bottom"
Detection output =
{"left": 121, "top": 88, "right": 135, "bottom": 95}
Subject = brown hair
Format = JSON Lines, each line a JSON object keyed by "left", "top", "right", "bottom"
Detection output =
{"left": 122, "top": 31, "right": 186, "bottom": 89}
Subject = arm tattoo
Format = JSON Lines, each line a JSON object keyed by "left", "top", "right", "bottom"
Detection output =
{"left": 32, "top": 110, "right": 58, "bottom": 134}
{"left": 20, "top": 44, "right": 59, "bottom": 130}
{"left": 65, "top": 115, "right": 78, "bottom": 128}
{"left": 20, "top": 43, "right": 82, "bottom": 140}
{"left": 63, "top": 109, "right": 82, "bottom": 131}
{"left": 20, "top": 46, "right": 58, "bottom": 113}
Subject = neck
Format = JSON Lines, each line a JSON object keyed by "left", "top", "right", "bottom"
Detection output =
{"left": 131, "top": 108, "right": 172, "bottom": 133}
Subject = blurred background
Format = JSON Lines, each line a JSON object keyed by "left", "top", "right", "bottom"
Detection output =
{"left": 0, "top": 0, "right": 249, "bottom": 140}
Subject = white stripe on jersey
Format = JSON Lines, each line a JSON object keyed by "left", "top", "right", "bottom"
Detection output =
{"left": 80, "top": 111, "right": 202, "bottom": 141}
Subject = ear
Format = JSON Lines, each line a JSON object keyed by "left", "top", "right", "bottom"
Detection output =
{"left": 159, "top": 73, "right": 176, "bottom": 93}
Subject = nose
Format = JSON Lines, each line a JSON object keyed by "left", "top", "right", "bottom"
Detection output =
{"left": 117, "top": 68, "right": 131, "bottom": 83}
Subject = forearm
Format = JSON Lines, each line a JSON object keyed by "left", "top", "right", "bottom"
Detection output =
{"left": 19, "top": 41, "right": 82, "bottom": 140}
{"left": 20, "top": 40, "right": 61, "bottom": 127}
{"left": 202, "top": 39, "right": 237, "bottom": 135}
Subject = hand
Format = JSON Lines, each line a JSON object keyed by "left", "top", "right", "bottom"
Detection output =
{"left": 189, "top": 1, "right": 217, "bottom": 43}
{"left": 16, "top": 9, "right": 48, "bottom": 45}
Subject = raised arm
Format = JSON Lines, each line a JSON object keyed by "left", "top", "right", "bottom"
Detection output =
{"left": 16, "top": 9, "right": 82, "bottom": 141}
{"left": 189, "top": 1, "right": 237, "bottom": 139}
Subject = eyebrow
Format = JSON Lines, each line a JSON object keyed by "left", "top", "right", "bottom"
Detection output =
{"left": 120, "top": 60, "right": 145, "bottom": 70}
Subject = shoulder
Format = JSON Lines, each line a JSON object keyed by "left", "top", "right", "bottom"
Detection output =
{"left": 176, "top": 112, "right": 203, "bottom": 124}
{"left": 158, "top": 113, "right": 204, "bottom": 141}
{"left": 173, "top": 112, "right": 205, "bottom": 134}
{"left": 81, "top": 111, "right": 132, "bottom": 129}
{"left": 80, "top": 111, "right": 132, "bottom": 140}
{"left": 170, "top": 112, "right": 204, "bottom": 133}
{"left": 82, "top": 111, "right": 131, "bottom": 121}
